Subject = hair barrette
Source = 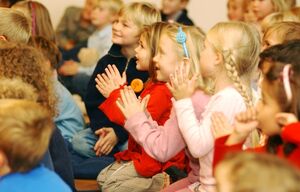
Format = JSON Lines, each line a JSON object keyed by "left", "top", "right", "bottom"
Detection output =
{"left": 282, "top": 64, "right": 292, "bottom": 103}
{"left": 176, "top": 26, "right": 189, "bottom": 58}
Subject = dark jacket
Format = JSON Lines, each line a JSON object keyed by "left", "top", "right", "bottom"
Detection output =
{"left": 161, "top": 9, "right": 194, "bottom": 26}
{"left": 84, "top": 44, "right": 148, "bottom": 144}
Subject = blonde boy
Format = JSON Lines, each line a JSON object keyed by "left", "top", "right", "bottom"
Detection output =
{"left": 58, "top": 0, "right": 124, "bottom": 98}
{"left": 0, "top": 7, "right": 30, "bottom": 43}
{"left": 72, "top": 2, "right": 161, "bottom": 163}
{"left": 0, "top": 100, "right": 71, "bottom": 192}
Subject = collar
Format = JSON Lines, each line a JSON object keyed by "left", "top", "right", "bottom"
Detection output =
{"left": 108, "top": 44, "right": 126, "bottom": 58}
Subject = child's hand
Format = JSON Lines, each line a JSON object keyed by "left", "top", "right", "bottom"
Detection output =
{"left": 94, "top": 127, "right": 118, "bottom": 156}
{"left": 95, "top": 64, "right": 126, "bottom": 98}
{"left": 116, "top": 86, "right": 150, "bottom": 119}
{"left": 211, "top": 112, "right": 233, "bottom": 139}
{"left": 167, "top": 60, "right": 197, "bottom": 100}
{"left": 276, "top": 112, "right": 298, "bottom": 126}
{"left": 226, "top": 108, "right": 259, "bottom": 145}
{"left": 58, "top": 60, "right": 78, "bottom": 76}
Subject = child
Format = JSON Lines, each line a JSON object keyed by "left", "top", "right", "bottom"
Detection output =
{"left": 227, "top": 0, "right": 246, "bottom": 21}
{"left": 161, "top": 0, "right": 194, "bottom": 26}
{"left": 58, "top": 0, "right": 123, "bottom": 99}
{"left": 117, "top": 21, "right": 261, "bottom": 192}
{"left": 96, "top": 22, "right": 188, "bottom": 192}
{"left": 243, "top": 0, "right": 258, "bottom": 23}
{"left": 215, "top": 152, "right": 300, "bottom": 192}
{"left": 262, "top": 21, "right": 300, "bottom": 49}
{"left": 56, "top": 0, "right": 96, "bottom": 50}
{"left": 252, "top": 0, "right": 289, "bottom": 22}
{"left": 29, "top": 36, "right": 86, "bottom": 144}
{"left": 12, "top": 1, "right": 56, "bottom": 43}
{"left": 0, "top": 42, "right": 75, "bottom": 190}
{"left": 212, "top": 39, "right": 300, "bottom": 170}
{"left": 0, "top": 7, "right": 30, "bottom": 43}
{"left": 0, "top": 99, "right": 71, "bottom": 192}
{"left": 70, "top": 2, "right": 161, "bottom": 178}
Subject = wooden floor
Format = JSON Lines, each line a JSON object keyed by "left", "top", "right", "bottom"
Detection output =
{"left": 75, "top": 179, "right": 99, "bottom": 192}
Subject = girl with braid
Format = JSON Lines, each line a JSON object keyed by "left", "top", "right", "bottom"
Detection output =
{"left": 116, "top": 21, "right": 260, "bottom": 192}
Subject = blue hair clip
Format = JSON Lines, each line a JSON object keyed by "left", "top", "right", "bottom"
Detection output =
{"left": 176, "top": 26, "right": 189, "bottom": 58}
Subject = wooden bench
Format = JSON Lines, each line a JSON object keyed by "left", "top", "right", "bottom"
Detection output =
{"left": 75, "top": 179, "right": 99, "bottom": 192}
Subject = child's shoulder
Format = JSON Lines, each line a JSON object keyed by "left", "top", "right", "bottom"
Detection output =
{"left": 0, "top": 166, "right": 71, "bottom": 192}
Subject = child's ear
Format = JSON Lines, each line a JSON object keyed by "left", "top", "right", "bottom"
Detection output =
{"left": 215, "top": 52, "right": 224, "bottom": 66}
{"left": 0, "top": 35, "right": 7, "bottom": 41}
{"left": 0, "top": 150, "right": 10, "bottom": 176}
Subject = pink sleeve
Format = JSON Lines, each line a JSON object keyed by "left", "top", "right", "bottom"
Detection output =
{"left": 124, "top": 110, "right": 186, "bottom": 162}
{"left": 174, "top": 91, "right": 246, "bottom": 158}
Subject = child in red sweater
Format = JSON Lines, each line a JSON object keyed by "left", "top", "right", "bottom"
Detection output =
{"left": 212, "top": 40, "right": 300, "bottom": 170}
{"left": 95, "top": 22, "right": 194, "bottom": 191}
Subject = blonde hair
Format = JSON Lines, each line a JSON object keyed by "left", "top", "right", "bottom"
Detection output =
{"left": 0, "top": 8, "right": 31, "bottom": 43}
{"left": 285, "top": 0, "right": 296, "bottom": 8}
{"left": 119, "top": 2, "right": 161, "bottom": 31}
{"left": 261, "top": 11, "right": 299, "bottom": 33}
{"left": 264, "top": 21, "right": 300, "bottom": 44}
{"left": 0, "top": 78, "right": 38, "bottom": 101}
{"left": 271, "top": 0, "right": 289, "bottom": 12}
{"left": 96, "top": 0, "right": 123, "bottom": 15}
{"left": 0, "top": 42, "right": 57, "bottom": 117}
{"left": 216, "top": 152, "right": 300, "bottom": 192}
{"left": 12, "top": 1, "right": 56, "bottom": 43}
{"left": 158, "top": 22, "right": 212, "bottom": 93}
{"left": 207, "top": 22, "right": 261, "bottom": 108}
{"left": 0, "top": 99, "right": 53, "bottom": 172}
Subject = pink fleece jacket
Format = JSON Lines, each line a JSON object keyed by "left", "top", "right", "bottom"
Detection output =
{"left": 124, "top": 87, "right": 247, "bottom": 191}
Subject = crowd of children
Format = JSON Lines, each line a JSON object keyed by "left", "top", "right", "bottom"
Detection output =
{"left": 0, "top": 0, "right": 300, "bottom": 191}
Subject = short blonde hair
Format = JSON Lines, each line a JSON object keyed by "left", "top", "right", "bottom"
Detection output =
{"left": 207, "top": 22, "right": 261, "bottom": 108}
{"left": 216, "top": 152, "right": 300, "bottom": 192}
{"left": 0, "top": 99, "right": 53, "bottom": 172}
{"left": 261, "top": 11, "right": 299, "bottom": 33}
{"left": 0, "top": 78, "right": 38, "bottom": 101}
{"left": 0, "top": 8, "right": 31, "bottom": 43}
{"left": 264, "top": 21, "right": 300, "bottom": 44}
{"left": 96, "top": 0, "right": 123, "bottom": 15}
{"left": 119, "top": 2, "right": 161, "bottom": 31}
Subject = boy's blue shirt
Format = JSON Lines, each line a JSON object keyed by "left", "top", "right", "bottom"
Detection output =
{"left": 85, "top": 44, "right": 149, "bottom": 144}
{"left": 0, "top": 165, "right": 71, "bottom": 192}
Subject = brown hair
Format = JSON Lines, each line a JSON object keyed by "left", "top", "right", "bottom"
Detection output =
{"left": 216, "top": 152, "right": 300, "bottom": 192}
{"left": 0, "top": 99, "right": 53, "bottom": 172}
{"left": 0, "top": 7, "right": 31, "bottom": 43}
{"left": 12, "top": 1, "right": 56, "bottom": 43}
{"left": 259, "top": 40, "right": 300, "bottom": 155}
{"left": 28, "top": 36, "right": 61, "bottom": 70}
{"left": 0, "top": 42, "right": 57, "bottom": 117}
{"left": 0, "top": 78, "right": 38, "bottom": 101}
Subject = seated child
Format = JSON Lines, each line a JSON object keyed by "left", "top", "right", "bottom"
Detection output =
{"left": 0, "top": 99, "right": 71, "bottom": 192}
{"left": 56, "top": 0, "right": 96, "bottom": 50}
{"left": 58, "top": 0, "right": 123, "bottom": 99}
{"left": 161, "top": 0, "right": 194, "bottom": 25}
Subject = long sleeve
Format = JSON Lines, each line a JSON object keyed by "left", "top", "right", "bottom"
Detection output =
{"left": 124, "top": 90, "right": 210, "bottom": 162}
{"left": 174, "top": 87, "right": 246, "bottom": 158}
